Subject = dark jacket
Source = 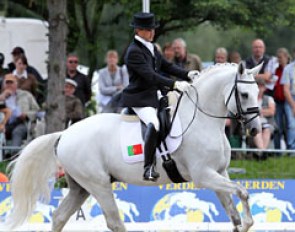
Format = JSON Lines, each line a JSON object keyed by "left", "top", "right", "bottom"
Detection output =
{"left": 245, "top": 55, "right": 270, "bottom": 74}
{"left": 121, "top": 39, "right": 189, "bottom": 108}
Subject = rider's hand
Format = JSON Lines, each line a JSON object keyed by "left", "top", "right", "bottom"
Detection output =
{"left": 187, "top": 70, "right": 199, "bottom": 82}
{"left": 174, "top": 81, "right": 190, "bottom": 92}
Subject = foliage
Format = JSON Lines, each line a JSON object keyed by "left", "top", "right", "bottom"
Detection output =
{"left": 6, "top": 0, "right": 295, "bottom": 75}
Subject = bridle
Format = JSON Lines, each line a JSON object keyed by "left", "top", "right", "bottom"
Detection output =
{"left": 170, "top": 72, "right": 260, "bottom": 137}
{"left": 224, "top": 73, "right": 260, "bottom": 124}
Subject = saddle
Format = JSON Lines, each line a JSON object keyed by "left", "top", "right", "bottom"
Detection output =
{"left": 121, "top": 94, "right": 187, "bottom": 183}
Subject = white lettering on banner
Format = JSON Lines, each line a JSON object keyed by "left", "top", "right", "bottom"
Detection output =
{"left": 236, "top": 180, "right": 285, "bottom": 190}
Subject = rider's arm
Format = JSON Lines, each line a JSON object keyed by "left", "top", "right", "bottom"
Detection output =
{"left": 126, "top": 49, "right": 175, "bottom": 89}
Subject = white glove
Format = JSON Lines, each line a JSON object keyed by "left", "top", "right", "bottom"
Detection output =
{"left": 174, "top": 81, "right": 191, "bottom": 92}
{"left": 188, "top": 70, "right": 199, "bottom": 81}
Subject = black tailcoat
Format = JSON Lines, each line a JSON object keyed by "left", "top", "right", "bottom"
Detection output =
{"left": 121, "top": 39, "right": 189, "bottom": 108}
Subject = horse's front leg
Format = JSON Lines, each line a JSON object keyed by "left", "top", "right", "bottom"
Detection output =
{"left": 192, "top": 170, "right": 253, "bottom": 232}
{"left": 215, "top": 170, "right": 242, "bottom": 232}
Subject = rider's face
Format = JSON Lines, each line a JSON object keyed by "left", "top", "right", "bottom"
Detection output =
{"left": 137, "top": 28, "right": 155, "bottom": 42}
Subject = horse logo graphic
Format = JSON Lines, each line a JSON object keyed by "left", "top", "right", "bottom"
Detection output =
{"left": 0, "top": 196, "right": 55, "bottom": 223}
{"left": 152, "top": 191, "right": 219, "bottom": 222}
{"left": 237, "top": 192, "right": 295, "bottom": 222}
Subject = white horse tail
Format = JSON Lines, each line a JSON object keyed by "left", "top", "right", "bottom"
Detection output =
{"left": 7, "top": 132, "right": 62, "bottom": 229}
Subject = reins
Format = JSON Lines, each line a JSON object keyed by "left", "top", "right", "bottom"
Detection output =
{"left": 169, "top": 73, "right": 260, "bottom": 137}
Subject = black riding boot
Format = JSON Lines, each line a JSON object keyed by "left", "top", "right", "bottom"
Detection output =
{"left": 143, "top": 123, "right": 160, "bottom": 181}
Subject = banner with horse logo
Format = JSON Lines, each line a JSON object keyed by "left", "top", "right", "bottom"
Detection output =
{"left": 0, "top": 179, "right": 294, "bottom": 230}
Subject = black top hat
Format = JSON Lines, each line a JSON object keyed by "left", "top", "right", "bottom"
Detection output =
{"left": 130, "top": 12, "right": 159, "bottom": 29}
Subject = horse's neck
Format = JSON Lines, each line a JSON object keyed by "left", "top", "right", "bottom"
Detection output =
{"left": 180, "top": 70, "right": 233, "bottom": 126}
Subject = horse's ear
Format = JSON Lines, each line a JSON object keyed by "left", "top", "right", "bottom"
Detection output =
{"left": 238, "top": 62, "right": 245, "bottom": 75}
{"left": 247, "top": 62, "right": 263, "bottom": 76}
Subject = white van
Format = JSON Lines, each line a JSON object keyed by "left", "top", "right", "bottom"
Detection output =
{"left": 0, "top": 17, "right": 48, "bottom": 79}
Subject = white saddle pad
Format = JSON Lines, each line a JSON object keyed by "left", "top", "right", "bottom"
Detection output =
{"left": 120, "top": 114, "right": 182, "bottom": 163}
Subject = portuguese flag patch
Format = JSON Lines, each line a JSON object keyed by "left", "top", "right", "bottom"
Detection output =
{"left": 127, "top": 144, "right": 143, "bottom": 156}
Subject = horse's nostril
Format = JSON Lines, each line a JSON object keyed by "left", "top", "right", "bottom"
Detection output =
{"left": 250, "top": 128, "right": 258, "bottom": 137}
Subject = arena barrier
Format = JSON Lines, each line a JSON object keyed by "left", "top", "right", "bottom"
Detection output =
{"left": 0, "top": 179, "right": 295, "bottom": 231}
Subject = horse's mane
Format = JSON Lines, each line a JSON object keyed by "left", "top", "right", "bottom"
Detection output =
{"left": 201, "top": 63, "right": 238, "bottom": 74}
{"left": 194, "top": 63, "right": 238, "bottom": 82}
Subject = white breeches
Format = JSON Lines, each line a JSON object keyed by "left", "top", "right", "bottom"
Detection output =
{"left": 132, "top": 107, "right": 159, "bottom": 131}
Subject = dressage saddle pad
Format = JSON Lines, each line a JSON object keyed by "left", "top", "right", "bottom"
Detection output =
{"left": 119, "top": 113, "right": 183, "bottom": 163}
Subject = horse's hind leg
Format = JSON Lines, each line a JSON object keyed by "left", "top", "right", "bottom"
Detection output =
{"left": 195, "top": 170, "right": 253, "bottom": 232}
{"left": 91, "top": 183, "right": 126, "bottom": 232}
{"left": 52, "top": 174, "right": 89, "bottom": 232}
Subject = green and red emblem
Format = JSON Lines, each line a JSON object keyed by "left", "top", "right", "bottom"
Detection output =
{"left": 127, "top": 144, "right": 143, "bottom": 156}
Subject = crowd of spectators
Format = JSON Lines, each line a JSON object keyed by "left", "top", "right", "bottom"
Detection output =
{"left": 1, "top": 36, "right": 295, "bottom": 160}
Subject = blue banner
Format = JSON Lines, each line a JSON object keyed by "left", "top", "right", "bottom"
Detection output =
{"left": 0, "top": 180, "right": 294, "bottom": 224}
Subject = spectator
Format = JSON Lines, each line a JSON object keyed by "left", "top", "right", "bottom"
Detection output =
{"left": 172, "top": 38, "right": 202, "bottom": 71}
{"left": 229, "top": 51, "right": 241, "bottom": 64}
{"left": 7, "top": 46, "right": 46, "bottom": 106}
{"left": 66, "top": 54, "right": 92, "bottom": 111}
{"left": 281, "top": 57, "right": 295, "bottom": 151}
{"left": 245, "top": 39, "right": 272, "bottom": 96}
{"left": 0, "top": 74, "right": 39, "bottom": 153}
{"left": 214, "top": 47, "right": 228, "bottom": 64}
{"left": 64, "top": 79, "right": 83, "bottom": 127}
{"left": 0, "top": 53, "right": 9, "bottom": 87}
{"left": 272, "top": 48, "right": 291, "bottom": 149}
{"left": 163, "top": 42, "right": 175, "bottom": 62}
{"left": 12, "top": 54, "right": 38, "bottom": 97}
{"left": 253, "top": 79, "right": 276, "bottom": 150}
{"left": 98, "top": 50, "right": 129, "bottom": 113}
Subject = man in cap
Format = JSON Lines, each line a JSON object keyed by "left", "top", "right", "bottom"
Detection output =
{"left": 64, "top": 78, "right": 83, "bottom": 127}
{"left": 121, "top": 12, "right": 199, "bottom": 181}
{"left": 0, "top": 74, "right": 39, "bottom": 153}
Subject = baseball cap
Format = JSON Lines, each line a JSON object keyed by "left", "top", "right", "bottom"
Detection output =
{"left": 65, "top": 78, "right": 77, "bottom": 87}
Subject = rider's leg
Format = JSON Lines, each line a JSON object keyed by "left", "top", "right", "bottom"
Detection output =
{"left": 133, "top": 107, "right": 160, "bottom": 181}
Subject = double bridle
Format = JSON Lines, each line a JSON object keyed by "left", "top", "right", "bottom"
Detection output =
{"left": 171, "top": 73, "right": 260, "bottom": 137}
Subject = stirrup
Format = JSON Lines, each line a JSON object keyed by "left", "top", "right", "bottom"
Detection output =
{"left": 143, "top": 165, "right": 160, "bottom": 182}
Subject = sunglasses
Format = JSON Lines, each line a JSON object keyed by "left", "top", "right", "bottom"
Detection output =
{"left": 5, "top": 80, "right": 15, "bottom": 84}
{"left": 68, "top": 60, "right": 78, "bottom": 64}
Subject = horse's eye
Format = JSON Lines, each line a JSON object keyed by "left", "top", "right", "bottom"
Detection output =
{"left": 241, "top": 93, "right": 248, "bottom": 99}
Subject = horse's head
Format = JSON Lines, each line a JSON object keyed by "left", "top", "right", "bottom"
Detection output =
{"left": 226, "top": 62, "right": 262, "bottom": 136}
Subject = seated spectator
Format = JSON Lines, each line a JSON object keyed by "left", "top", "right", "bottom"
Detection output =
{"left": 229, "top": 51, "right": 241, "bottom": 64}
{"left": 0, "top": 74, "right": 39, "bottom": 153}
{"left": 8, "top": 46, "right": 46, "bottom": 106}
{"left": 214, "top": 47, "right": 228, "bottom": 64}
{"left": 98, "top": 50, "right": 129, "bottom": 113}
{"left": 163, "top": 42, "right": 175, "bottom": 62}
{"left": 64, "top": 79, "right": 83, "bottom": 127}
{"left": 253, "top": 79, "right": 276, "bottom": 149}
{"left": 12, "top": 54, "right": 38, "bottom": 97}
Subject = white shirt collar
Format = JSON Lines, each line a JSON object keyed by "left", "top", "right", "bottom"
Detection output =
{"left": 13, "top": 69, "right": 28, "bottom": 79}
{"left": 135, "top": 35, "right": 154, "bottom": 56}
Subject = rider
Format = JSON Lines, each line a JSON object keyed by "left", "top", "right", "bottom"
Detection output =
{"left": 121, "top": 12, "right": 199, "bottom": 182}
